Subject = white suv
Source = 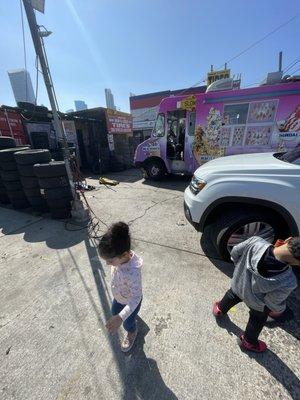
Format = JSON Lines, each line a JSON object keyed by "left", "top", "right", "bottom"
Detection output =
{"left": 184, "top": 146, "right": 300, "bottom": 260}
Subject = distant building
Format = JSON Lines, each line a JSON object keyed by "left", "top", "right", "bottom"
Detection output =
{"left": 66, "top": 109, "right": 74, "bottom": 113}
{"left": 105, "top": 88, "right": 116, "bottom": 110}
{"left": 8, "top": 69, "right": 35, "bottom": 105}
{"left": 74, "top": 100, "right": 87, "bottom": 111}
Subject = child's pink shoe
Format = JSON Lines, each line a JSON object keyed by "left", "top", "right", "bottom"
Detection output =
{"left": 212, "top": 301, "right": 223, "bottom": 317}
{"left": 239, "top": 334, "right": 267, "bottom": 353}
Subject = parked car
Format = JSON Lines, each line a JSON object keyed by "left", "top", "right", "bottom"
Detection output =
{"left": 184, "top": 146, "right": 300, "bottom": 260}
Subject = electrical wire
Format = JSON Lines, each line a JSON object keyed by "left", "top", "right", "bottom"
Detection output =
{"left": 283, "top": 58, "right": 300, "bottom": 75}
{"left": 282, "top": 57, "right": 299, "bottom": 73}
{"left": 20, "top": 0, "right": 28, "bottom": 102}
{"left": 289, "top": 66, "right": 300, "bottom": 76}
{"left": 135, "top": 10, "right": 300, "bottom": 118}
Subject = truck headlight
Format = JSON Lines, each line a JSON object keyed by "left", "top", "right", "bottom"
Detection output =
{"left": 189, "top": 176, "right": 206, "bottom": 195}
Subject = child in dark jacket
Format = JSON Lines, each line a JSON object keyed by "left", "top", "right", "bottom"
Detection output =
{"left": 213, "top": 236, "right": 300, "bottom": 353}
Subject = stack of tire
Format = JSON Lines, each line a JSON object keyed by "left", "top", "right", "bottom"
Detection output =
{"left": 0, "top": 136, "right": 16, "bottom": 204}
{"left": 109, "top": 154, "right": 125, "bottom": 172}
{"left": 15, "top": 149, "right": 51, "bottom": 212}
{"left": 0, "top": 146, "right": 31, "bottom": 209}
{"left": 99, "top": 147, "right": 111, "bottom": 173}
{"left": 33, "top": 161, "right": 73, "bottom": 219}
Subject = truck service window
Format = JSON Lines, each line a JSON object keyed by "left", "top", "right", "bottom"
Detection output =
{"left": 223, "top": 103, "right": 249, "bottom": 125}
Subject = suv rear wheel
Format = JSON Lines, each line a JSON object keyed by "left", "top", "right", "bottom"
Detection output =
{"left": 204, "top": 208, "right": 288, "bottom": 261}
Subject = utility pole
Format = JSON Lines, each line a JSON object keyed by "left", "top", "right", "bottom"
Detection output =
{"left": 22, "top": 0, "right": 74, "bottom": 196}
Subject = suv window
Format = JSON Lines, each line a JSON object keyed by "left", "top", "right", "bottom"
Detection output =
{"left": 276, "top": 145, "right": 300, "bottom": 164}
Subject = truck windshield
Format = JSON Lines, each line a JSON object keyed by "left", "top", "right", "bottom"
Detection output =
{"left": 276, "top": 145, "right": 300, "bottom": 165}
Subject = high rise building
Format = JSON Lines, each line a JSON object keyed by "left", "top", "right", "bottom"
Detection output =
{"left": 105, "top": 88, "right": 116, "bottom": 110}
{"left": 8, "top": 69, "right": 35, "bottom": 105}
{"left": 74, "top": 100, "right": 87, "bottom": 111}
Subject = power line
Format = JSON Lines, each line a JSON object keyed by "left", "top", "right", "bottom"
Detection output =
{"left": 133, "top": 11, "right": 300, "bottom": 120}
{"left": 289, "top": 66, "right": 300, "bottom": 75}
{"left": 180, "top": 11, "right": 300, "bottom": 96}
{"left": 282, "top": 57, "right": 300, "bottom": 74}
{"left": 283, "top": 58, "right": 300, "bottom": 74}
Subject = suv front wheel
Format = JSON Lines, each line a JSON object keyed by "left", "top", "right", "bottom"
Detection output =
{"left": 204, "top": 208, "right": 288, "bottom": 261}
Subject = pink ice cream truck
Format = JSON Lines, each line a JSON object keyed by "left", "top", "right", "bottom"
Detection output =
{"left": 134, "top": 78, "right": 300, "bottom": 179}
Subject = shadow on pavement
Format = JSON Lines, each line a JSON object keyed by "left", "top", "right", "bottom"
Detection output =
{"left": 142, "top": 174, "right": 190, "bottom": 192}
{"left": 200, "top": 233, "right": 234, "bottom": 278}
{"left": 215, "top": 315, "right": 300, "bottom": 400}
{"left": 86, "top": 168, "right": 143, "bottom": 184}
{"left": 0, "top": 208, "right": 86, "bottom": 249}
{"left": 83, "top": 237, "right": 178, "bottom": 400}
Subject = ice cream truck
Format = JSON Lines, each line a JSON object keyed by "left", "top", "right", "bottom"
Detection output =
{"left": 134, "top": 77, "right": 300, "bottom": 179}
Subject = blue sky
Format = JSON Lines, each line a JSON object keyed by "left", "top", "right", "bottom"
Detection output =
{"left": 0, "top": 0, "right": 299, "bottom": 112}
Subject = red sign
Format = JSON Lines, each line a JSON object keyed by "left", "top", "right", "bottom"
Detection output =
{"left": 0, "top": 108, "right": 28, "bottom": 145}
{"left": 106, "top": 109, "right": 132, "bottom": 134}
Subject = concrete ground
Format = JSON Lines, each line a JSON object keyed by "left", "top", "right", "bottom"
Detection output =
{"left": 0, "top": 169, "right": 299, "bottom": 400}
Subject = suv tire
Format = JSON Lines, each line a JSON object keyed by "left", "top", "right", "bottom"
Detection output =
{"left": 204, "top": 208, "right": 288, "bottom": 261}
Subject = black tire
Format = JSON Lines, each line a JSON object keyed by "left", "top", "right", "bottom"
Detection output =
{"left": 33, "top": 161, "right": 67, "bottom": 178}
{"left": 1, "top": 170, "right": 20, "bottom": 182}
{"left": 144, "top": 159, "right": 167, "bottom": 180}
{"left": 0, "top": 147, "right": 29, "bottom": 163}
{"left": 38, "top": 176, "right": 70, "bottom": 189}
{"left": 0, "top": 136, "right": 16, "bottom": 149}
{"left": 44, "top": 187, "right": 73, "bottom": 200}
{"left": 24, "top": 188, "right": 42, "bottom": 197}
{"left": 27, "top": 196, "right": 47, "bottom": 208}
{"left": 7, "top": 190, "right": 27, "bottom": 200}
{"left": 204, "top": 208, "right": 287, "bottom": 261}
{"left": 4, "top": 181, "right": 23, "bottom": 191}
{"left": 20, "top": 176, "right": 39, "bottom": 189}
{"left": 0, "top": 161, "right": 17, "bottom": 171}
{"left": 10, "top": 198, "right": 30, "bottom": 209}
{"left": 0, "top": 193, "right": 10, "bottom": 204}
{"left": 46, "top": 197, "right": 72, "bottom": 209}
{"left": 17, "top": 164, "right": 35, "bottom": 177}
{"left": 14, "top": 149, "right": 51, "bottom": 165}
{"left": 50, "top": 207, "right": 72, "bottom": 219}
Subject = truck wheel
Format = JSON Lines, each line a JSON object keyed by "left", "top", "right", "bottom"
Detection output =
{"left": 145, "top": 159, "right": 166, "bottom": 180}
{"left": 204, "top": 209, "right": 287, "bottom": 261}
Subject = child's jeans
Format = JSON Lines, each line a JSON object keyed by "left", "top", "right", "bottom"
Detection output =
{"left": 219, "top": 288, "right": 270, "bottom": 345}
{"left": 111, "top": 299, "right": 142, "bottom": 332}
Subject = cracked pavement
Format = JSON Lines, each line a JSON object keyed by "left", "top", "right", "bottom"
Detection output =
{"left": 0, "top": 169, "right": 299, "bottom": 400}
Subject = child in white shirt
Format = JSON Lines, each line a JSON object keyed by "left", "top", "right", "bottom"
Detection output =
{"left": 99, "top": 222, "right": 143, "bottom": 352}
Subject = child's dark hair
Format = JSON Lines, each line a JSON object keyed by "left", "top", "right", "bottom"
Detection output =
{"left": 99, "top": 222, "right": 131, "bottom": 258}
{"left": 288, "top": 237, "right": 300, "bottom": 261}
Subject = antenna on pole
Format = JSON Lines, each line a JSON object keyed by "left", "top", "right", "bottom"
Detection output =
{"left": 278, "top": 51, "right": 283, "bottom": 72}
